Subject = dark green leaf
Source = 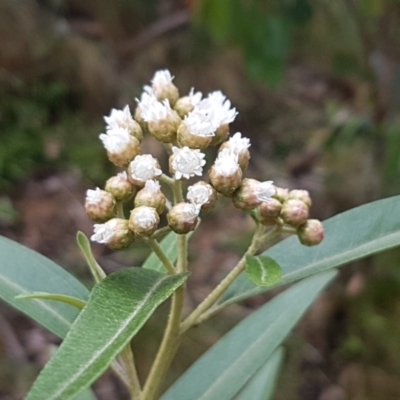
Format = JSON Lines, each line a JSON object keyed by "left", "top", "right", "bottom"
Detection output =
{"left": 0, "top": 236, "right": 89, "bottom": 338}
{"left": 161, "top": 270, "right": 336, "bottom": 400}
{"left": 26, "top": 267, "right": 188, "bottom": 400}
{"left": 245, "top": 255, "right": 282, "bottom": 287}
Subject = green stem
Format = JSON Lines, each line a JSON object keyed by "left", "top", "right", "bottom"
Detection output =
{"left": 159, "top": 174, "right": 175, "bottom": 187}
{"left": 116, "top": 201, "right": 125, "bottom": 218}
{"left": 172, "top": 180, "right": 184, "bottom": 204}
{"left": 150, "top": 225, "right": 172, "bottom": 240}
{"left": 120, "top": 344, "right": 142, "bottom": 400}
{"left": 180, "top": 225, "right": 270, "bottom": 333}
{"left": 141, "top": 233, "right": 188, "bottom": 400}
{"left": 144, "top": 238, "right": 176, "bottom": 275}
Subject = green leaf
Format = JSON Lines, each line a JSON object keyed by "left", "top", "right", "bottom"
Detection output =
{"left": 143, "top": 231, "right": 178, "bottom": 272}
{"left": 245, "top": 255, "right": 282, "bottom": 287}
{"left": 72, "top": 388, "right": 97, "bottom": 400}
{"left": 76, "top": 231, "right": 106, "bottom": 282}
{"left": 26, "top": 267, "right": 188, "bottom": 400}
{"left": 235, "top": 347, "right": 284, "bottom": 400}
{"left": 16, "top": 292, "right": 86, "bottom": 310}
{"left": 219, "top": 196, "right": 400, "bottom": 308}
{"left": 0, "top": 236, "right": 89, "bottom": 338}
{"left": 161, "top": 270, "right": 336, "bottom": 400}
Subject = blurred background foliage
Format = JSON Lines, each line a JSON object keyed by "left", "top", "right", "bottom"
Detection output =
{"left": 1, "top": 0, "right": 400, "bottom": 399}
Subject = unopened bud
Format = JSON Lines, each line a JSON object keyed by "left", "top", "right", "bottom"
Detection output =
{"left": 134, "top": 180, "right": 166, "bottom": 214}
{"left": 91, "top": 218, "right": 134, "bottom": 250}
{"left": 273, "top": 187, "right": 289, "bottom": 203}
{"left": 209, "top": 149, "right": 242, "bottom": 197}
{"left": 167, "top": 202, "right": 199, "bottom": 234}
{"left": 257, "top": 198, "right": 282, "bottom": 219}
{"left": 281, "top": 199, "right": 309, "bottom": 227}
{"left": 288, "top": 189, "right": 312, "bottom": 208}
{"left": 174, "top": 89, "right": 202, "bottom": 118}
{"left": 105, "top": 172, "right": 137, "bottom": 202}
{"left": 151, "top": 70, "right": 180, "bottom": 106}
{"left": 177, "top": 121, "right": 212, "bottom": 149}
{"left": 209, "top": 124, "right": 230, "bottom": 146}
{"left": 129, "top": 206, "right": 160, "bottom": 237}
{"left": 297, "top": 219, "right": 324, "bottom": 246}
{"left": 85, "top": 188, "right": 116, "bottom": 222}
{"left": 187, "top": 181, "right": 218, "bottom": 211}
{"left": 99, "top": 128, "right": 141, "bottom": 167}
{"left": 147, "top": 108, "right": 181, "bottom": 143}
{"left": 232, "top": 179, "right": 275, "bottom": 210}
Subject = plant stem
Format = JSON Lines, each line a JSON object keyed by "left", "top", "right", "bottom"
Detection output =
{"left": 116, "top": 201, "right": 125, "bottom": 218}
{"left": 158, "top": 174, "right": 175, "bottom": 187}
{"left": 180, "top": 225, "right": 273, "bottom": 333}
{"left": 150, "top": 225, "right": 172, "bottom": 239}
{"left": 144, "top": 238, "right": 176, "bottom": 274}
{"left": 120, "top": 344, "right": 142, "bottom": 400}
{"left": 141, "top": 233, "right": 188, "bottom": 400}
{"left": 172, "top": 180, "right": 183, "bottom": 204}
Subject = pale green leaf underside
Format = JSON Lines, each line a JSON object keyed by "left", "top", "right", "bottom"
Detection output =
{"left": 161, "top": 270, "right": 336, "bottom": 400}
{"left": 245, "top": 255, "right": 282, "bottom": 287}
{"left": 26, "top": 267, "right": 188, "bottom": 400}
{"left": 235, "top": 347, "right": 284, "bottom": 400}
{"left": 0, "top": 236, "right": 89, "bottom": 338}
{"left": 220, "top": 195, "right": 400, "bottom": 307}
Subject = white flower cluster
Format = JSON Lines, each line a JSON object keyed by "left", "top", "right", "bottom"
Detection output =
{"left": 87, "top": 69, "right": 276, "bottom": 247}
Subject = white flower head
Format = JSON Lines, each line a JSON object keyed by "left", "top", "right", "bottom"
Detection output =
{"left": 255, "top": 181, "right": 276, "bottom": 202}
{"left": 104, "top": 105, "right": 133, "bottom": 130}
{"left": 129, "top": 154, "right": 162, "bottom": 182}
{"left": 86, "top": 187, "right": 103, "bottom": 204}
{"left": 171, "top": 146, "right": 206, "bottom": 180}
{"left": 141, "top": 99, "right": 172, "bottom": 123}
{"left": 143, "top": 179, "right": 161, "bottom": 193}
{"left": 152, "top": 69, "right": 174, "bottom": 86}
{"left": 132, "top": 207, "right": 158, "bottom": 229}
{"left": 99, "top": 127, "right": 133, "bottom": 153}
{"left": 187, "top": 184, "right": 213, "bottom": 205}
{"left": 91, "top": 219, "right": 119, "bottom": 244}
{"left": 214, "top": 148, "right": 240, "bottom": 177}
{"left": 227, "top": 132, "right": 251, "bottom": 154}
{"left": 207, "top": 90, "right": 238, "bottom": 126}
{"left": 187, "top": 88, "right": 203, "bottom": 107}
{"left": 183, "top": 101, "right": 217, "bottom": 137}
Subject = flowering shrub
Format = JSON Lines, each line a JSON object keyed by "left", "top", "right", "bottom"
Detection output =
{"left": 0, "top": 70, "right": 399, "bottom": 400}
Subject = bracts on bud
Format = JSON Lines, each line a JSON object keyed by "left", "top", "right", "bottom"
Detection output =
{"left": 105, "top": 172, "right": 137, "bottom": 202}
{"left": 167, "top": 203, "right": 200, "bottom": 234}
{"left": 280, "top": 199, "right": 309, "bottom": 227}
{"left": 297, "top": 219, "right": 324, "bottom": 246}
{"left": 134, "top": 180, "right": 166, "bottom": 214}
{"left": 85, "top": 188, "right": 116, "bottom": 222}
{"left": 91, "top": 218, "right": 134, "bottom": 250}
{"left": 129, "top": 206, "right": 160, "bottom": 237}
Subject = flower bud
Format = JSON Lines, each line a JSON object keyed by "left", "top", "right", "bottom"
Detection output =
{"left": 187, "top": 181, "right": 218, "bottom": 211}
{"left": 257, "top": 198, "right": 282, "bottom": 219}
{"left": 104, "top": 105, "right": 143, "bottom": 142}
{"left": 134, "top": 106, "right": 148, "bottom": 132}
{"left": 91, "top": 218, "right": 134, "bottom": 250}
{"left": 169, "top": 146, "right": 206, "bottom": 180}
{"left": 173, "top": 88, "right": 202, "bottom": 118}
{"left": 219, "top": 132, "right": 251, "bottom": 170}
{"left": 167, "top": 202, "right": 200, "bottom": 234}
{"left": 259, "top": 216, "right": 279, "bottom": 226}
{"left": 232, "top": 179, "right": 275, "bottom": 210}
{"left": 273, "top": 187, "right": 289, "bottom": 203}
{"left": 99, "top": 128, "right": 141, "bottom": 167}
{"left": 297, "top": 219, "right": 324, "bottom": 246}
{"left": 288, "top": 189, "right": 312, "bottom": 208}
{"left": 281, "top": 199, "right": 309, "bottom": 227}
{"left": 177, "top": 120, "right": 212, "bottom": 149}
{"left": 105, "top": 172, "right": 137, "bottom": 202}
{"left": 209, "top": 124, "right": 230, "bottom": 146}
{"left": 128, "top": 154, "right": 162, "bottom": 187}
{"left": 85, "top": 188, "right": 116, "bottom": 222}
{"left": 151, "top": 70, "right": 180, "bottom": 106}
{"left": 134, "top": 180, "right": 166, "bottom": 214}
{"left": 209, "top": 149, "right": 242, "bottom": 197}
{"left": 129, "top": 206, "right": 160, "bottom": 237}
{"left": 147, "top": 107, "right": 181, "bottom": 143}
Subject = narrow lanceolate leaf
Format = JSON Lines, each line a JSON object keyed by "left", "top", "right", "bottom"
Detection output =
{"left": 143, "top": 231, "right": 178, "bottom": 273}
{"left": 0, "top": 236, "right": 89, "bottom": 338}
{"left": 76, "top": 231, "right": 106, "bottom": 282}
{"left": 235, "top": 347, "right": 284, "bottom": 400}
{"left": 16, "top": 292, "right": 86, "bottom": 310}
{"left": 161, "top": 270, "right": 336, "bottom": 400}
{"left": 26, "top": 267, "right": 188, "bottom": 400}
{"left": 245, "top": 255, "right": 282, "bottom": 287}
{"left": 219, "top": 195, "right": 400, "bottom": 307}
